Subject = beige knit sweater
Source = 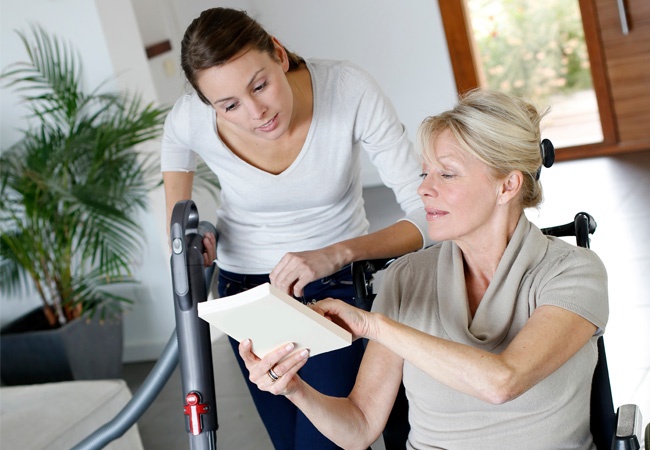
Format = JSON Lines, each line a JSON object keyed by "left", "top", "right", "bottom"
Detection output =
{"left": 373, "top": 214, "right": 608, "bottom": 450}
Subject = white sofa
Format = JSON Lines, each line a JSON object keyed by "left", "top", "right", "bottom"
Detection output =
{"left": 0, "top": 379, "right": 143, "bottom": 450}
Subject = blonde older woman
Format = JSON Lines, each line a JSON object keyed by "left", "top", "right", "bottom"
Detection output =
{"left": 240, "top": 90, "right": 608, "bottom": 450}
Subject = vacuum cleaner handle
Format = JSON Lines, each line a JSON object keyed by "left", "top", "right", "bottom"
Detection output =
{"left": 73, "top": 200, "right": 218, "bottom": 450}
{"left": 171, "top": 200, "right": 218, "bottom": 450}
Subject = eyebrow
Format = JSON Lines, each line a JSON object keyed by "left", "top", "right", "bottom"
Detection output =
{"left": 213, "top": 68, "right": 265, "bottom": 105}
{"left": 437, "top": 154, "right": 461, "bottom": 164}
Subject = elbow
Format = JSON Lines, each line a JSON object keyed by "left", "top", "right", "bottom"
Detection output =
{"left": 482, "top": 367, "right": 524, "bottom": 405}
{"left": 332, "top": 432, "right": 378, "bottom": 450}
{"left": 350, "top": 443, "right": 374, "bottom": 450}
{"left": 485, "top": 387, "right": 516, "bottom": 405}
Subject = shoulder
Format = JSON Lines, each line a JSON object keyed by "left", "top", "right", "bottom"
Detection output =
{"left": 165, "top": 91, "right": 212, "bottom": 128}
{"left": 372, "top": 245, "right": 443, "bottom": 320}
{"left": 535, "top": 236, "right": 608, "bottom": 330}
{"left": 384, "top": 244, "right": 443, "bottom": 282}
{"left": 543, "top": 236, "right": 606, "bottom": 277}
{"left": 307, "top": 58, "right": 381, "bottom": 92}
{"left": 163, "top": 91, "right": 215, "bottom": 143}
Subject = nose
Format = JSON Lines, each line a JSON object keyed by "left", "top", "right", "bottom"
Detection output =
{"left": 246, "top": 99, "right": 266, "bottom": 120}
{"left": 417, "top": 175, "right": 437, "bottom": 199}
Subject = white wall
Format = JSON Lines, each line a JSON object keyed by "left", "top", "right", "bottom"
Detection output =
{"left": 1, "top": 0, "right": 458, "bottom": 361}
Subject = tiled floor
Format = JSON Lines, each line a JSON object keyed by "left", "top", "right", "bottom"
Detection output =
{"left": 123, "top": 150, "right": 650, "bottom": 449}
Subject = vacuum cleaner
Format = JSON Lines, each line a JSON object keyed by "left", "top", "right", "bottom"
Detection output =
{"left": 73, "top": 200, "right": 218, "bottom": 450}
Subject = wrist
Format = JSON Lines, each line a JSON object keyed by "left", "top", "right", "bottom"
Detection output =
{"left": 328, "top": 241, "right": 355, "bottom": 268}
{"left": 284, "top": 378, "right": 306, "bottom": 403}
{"left": 370, "top": 312, "right": 389, "bottom": 343}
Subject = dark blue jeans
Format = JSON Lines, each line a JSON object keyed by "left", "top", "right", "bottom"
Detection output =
{"left": 217, "top": 266, "right": 365, "bottom": 450}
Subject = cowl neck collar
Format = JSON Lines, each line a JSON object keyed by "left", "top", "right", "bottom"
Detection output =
{"left": 437, "top": 214, "right": 548, "bottom": 350}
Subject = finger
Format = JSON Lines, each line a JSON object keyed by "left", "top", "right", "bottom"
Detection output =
{"left": 266, "top": 351, "right": 310, "bottom": 394}
{"left": 272, "top": 274, "right": 299, "bottom": 296}
{"left": 253, "top": 342, "right": 299, "bottom": 385}
{"left": 249, "top": 341, "right": 296, "bottom": 377}
{"left": 203, "top": 234, "right": 216, "bottom": 260}
{"left": 273, "top": 347, "right": 310, "bottom": 378}
{"left": 270, "top": 271, "right": 299, "bottom": 295}
{"left": 238, "top": 339, "right": 260, "bottom": 366}
{"left": 269, "top": 254, "right": 291, "bottom": 282}
{"left": 292, "top": 278, "right": 307, "bottom": 298}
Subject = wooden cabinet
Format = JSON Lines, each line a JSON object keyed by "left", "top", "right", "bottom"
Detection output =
{"left": 592, "top": 0, "right": 650, "bottom": 152}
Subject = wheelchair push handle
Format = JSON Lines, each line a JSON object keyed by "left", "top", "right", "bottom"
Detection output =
{"left": 541, "top": 212, "right": 596, "bottom": 249}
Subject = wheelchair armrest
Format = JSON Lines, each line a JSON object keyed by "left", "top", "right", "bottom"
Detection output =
{"left": 612, "top": 404, "right": 643, "bottom": 450}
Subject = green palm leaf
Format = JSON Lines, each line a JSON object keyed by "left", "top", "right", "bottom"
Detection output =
{"left": 1, "top": 25, "right": 169, "bottom": 326}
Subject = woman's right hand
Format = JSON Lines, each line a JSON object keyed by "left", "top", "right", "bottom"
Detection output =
{"left": 239, "top": 339, "right": 310, "bottom": 396}
{"left": 311, "top": 298, "right": 376, "bottom": 341}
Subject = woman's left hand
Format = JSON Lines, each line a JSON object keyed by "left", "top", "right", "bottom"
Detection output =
{"left": 270, "top": 247, "right": 343, "bottom": 297}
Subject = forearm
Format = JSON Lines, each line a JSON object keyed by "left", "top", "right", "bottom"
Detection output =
{"left": 329, "top": 220, "right": 423, "bottom": 267}
{"left": 369, "top": 305, "right": 597, "bottom": 405}
{"left": 163, "top": 171, "right": 194, "bottom": 231}
{"left": 371, "top": 313, "right": 513, "bottom": 404}
{"left": 286, "top": 380, "right": 379, "bottom": 449}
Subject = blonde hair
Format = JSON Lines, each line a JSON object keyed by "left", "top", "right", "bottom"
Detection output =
{"left": 418, "top": 89, "right": 547, "bottom": 209}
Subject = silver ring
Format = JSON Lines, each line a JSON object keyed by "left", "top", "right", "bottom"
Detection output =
{"left": 267, "top": 368, "right": 280, "bottom": 382}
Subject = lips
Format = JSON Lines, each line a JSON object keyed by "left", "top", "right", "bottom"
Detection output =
{"left": 425, "top": 208, "right": 448, "bottom": 219}
{"left": 256, "top": 114, "right": 278, "bottom": 132}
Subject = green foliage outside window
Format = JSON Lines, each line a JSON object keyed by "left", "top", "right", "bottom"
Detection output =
{"left": 468, "top": 0, "right": 593, "bottom": 102}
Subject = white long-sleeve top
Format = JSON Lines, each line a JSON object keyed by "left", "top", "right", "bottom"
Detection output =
{"left": 161, "top": 59, "right": 429, "bottom": 274}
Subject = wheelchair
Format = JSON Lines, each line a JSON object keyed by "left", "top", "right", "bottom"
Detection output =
{"left": 351, "top": 212, "right": 649, "bottom": 450}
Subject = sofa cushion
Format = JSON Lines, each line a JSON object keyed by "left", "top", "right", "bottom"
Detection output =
{"left": 0, "top": 379, "right": 143, "bottom": 450}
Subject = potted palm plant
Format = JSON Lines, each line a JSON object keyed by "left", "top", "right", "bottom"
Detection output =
{"left": 0, "top": 25, "right": 169, "bottom": 385}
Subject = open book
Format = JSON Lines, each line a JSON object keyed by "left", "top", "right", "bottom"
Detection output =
{"left": 197, "top": 282, "right": 352, "bottom": 358}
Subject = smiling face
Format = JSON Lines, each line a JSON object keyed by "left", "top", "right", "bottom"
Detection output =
{"left": 417, "top": 129, "right": 506, "bottom": 245}
{"left": 196, "top": 42, "right": 294, "bottom": 141}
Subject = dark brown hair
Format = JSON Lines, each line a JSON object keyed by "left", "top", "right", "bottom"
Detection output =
{"left": 181, "top": 7, "right": 304, "bottom": 105}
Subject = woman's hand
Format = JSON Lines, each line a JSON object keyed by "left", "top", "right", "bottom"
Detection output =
{"left": 270, "top": 247, "right": 344, "bottom": 297}
{"left": 202, "top": 232, "right": 217, "bottom": 267}
{"left": 311, "top": 299, "right": 377, "bottom": 341}
{"left": 238, "top": 339, "right": 310, "bottom": 396}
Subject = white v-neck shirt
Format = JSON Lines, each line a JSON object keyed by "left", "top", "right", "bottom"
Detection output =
{"left": 161, "top": 59, "right": 428, "bottom": 274}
